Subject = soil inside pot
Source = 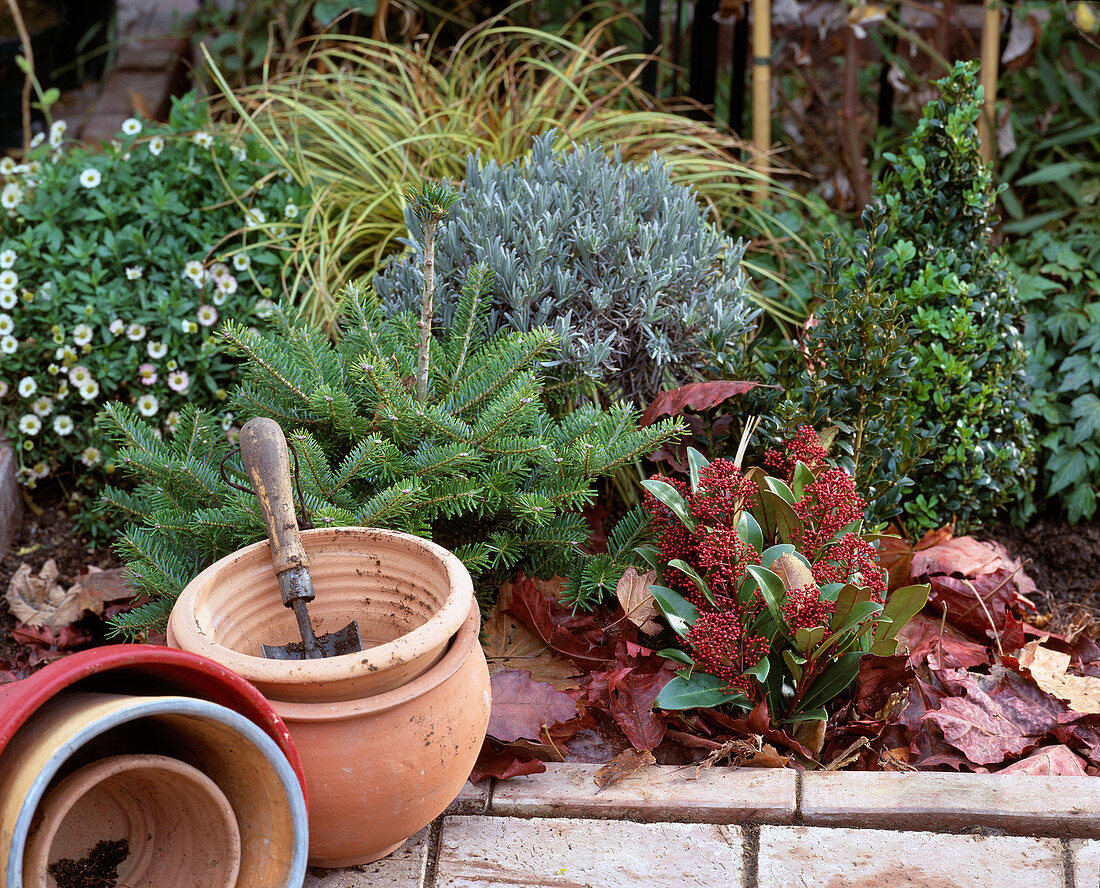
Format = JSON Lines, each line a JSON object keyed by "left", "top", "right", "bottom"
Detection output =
{"left": 46, "top": 838, "right": 129, "bottom": 888}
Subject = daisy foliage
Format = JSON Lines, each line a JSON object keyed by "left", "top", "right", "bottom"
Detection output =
{"left": 0, "top": 95, "right": 308, "bottom": 535}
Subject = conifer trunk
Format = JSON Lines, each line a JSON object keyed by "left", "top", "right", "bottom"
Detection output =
{"left": 416, "top": 219, "right": 436, "bottom": 403}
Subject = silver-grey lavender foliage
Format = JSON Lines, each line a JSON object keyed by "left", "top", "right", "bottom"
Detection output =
{"left": 373, "top": 133, "right": 758, "bottom": 403}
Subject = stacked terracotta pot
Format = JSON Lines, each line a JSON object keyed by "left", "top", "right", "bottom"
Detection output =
{"left": 167, "top": 526, "right": 492, "bottom": 867}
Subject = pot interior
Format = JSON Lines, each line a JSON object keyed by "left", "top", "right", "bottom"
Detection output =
{"left": 193, "top": 529, "right": 457, "bottom": 657}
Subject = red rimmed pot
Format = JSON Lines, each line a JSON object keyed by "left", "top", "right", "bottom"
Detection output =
{"left": 167, "top": 526, "right": 491, "bottom": 866}
{"left": 0, "top": 646, "right": 309, "bottom": 888}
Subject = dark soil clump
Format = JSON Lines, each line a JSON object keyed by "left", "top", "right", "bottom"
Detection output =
{"left": 981, "top": 518, "right": 1100, "bottom": 625}
{"left": 47, "top": 838, "right": 129, "bottom": 888}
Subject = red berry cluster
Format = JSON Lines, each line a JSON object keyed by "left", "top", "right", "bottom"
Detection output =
{"left": 791, "top": 468, "right": 868, "bottom": 559}
{"left": 686, "top": 609, "right": 770, "bottom": 697}
{"left": 697, "top": 529, "right": 762, "bottom": 607}
{"left": 764, "top": 425, "right": 827, "bottom": 477}
{"left": 811, "top": 533, "right": 886, "bottom": 600}
{"left": 782, "top": 583, "right": 835, "bottom": 631}
{"left": 690, "top": 459, "right": 758, "bottom": 528}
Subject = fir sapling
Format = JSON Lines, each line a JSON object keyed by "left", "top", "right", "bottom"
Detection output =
{"left": 100, "top": 183, "right": 682, "bottom": 635}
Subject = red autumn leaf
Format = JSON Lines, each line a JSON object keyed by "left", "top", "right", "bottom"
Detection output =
{"left": 896, "top": 613, "right": 991, "bottom": 670}
{"left": 854, "top": 654, "right": 912, "bottom": 718}
{"left": 926, "top": 571, "right": 1023, "bottom": 638}
{"left": 998, "top": 745, "right": 1088, "bottom": 776}
{"left": 1053, "top": 713, "right": 1100, "bottom": 766}
{"left": 922, "top": 666, "right": 1068, "bottom": 765}
{"left": 911, "top": 536, "right": 1017, "bottom": 581}
{"left": 639, "top": 381, "right": 764, "bottom": 428}
{"left": 877, "top": 524, "right": 954, "bottom": 592}
{"left": 487, "top": 670, "right": 578, "bottom": 743}
{"left": 507, "top": 576, "right": 613, "bottom": 670}
{"left": 608, "top": 663, "right": 677, "bottom": 751}
{"left": 468, "top": 739, "right": 547, "bottom": 783}
{"left": 1000, "top": 611, "right": 1027, "bottom": 656}
{"left": 11, "top": 623, "right": 92, "bottom": 651}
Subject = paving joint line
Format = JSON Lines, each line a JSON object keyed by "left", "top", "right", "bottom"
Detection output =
{"left": 1062, "top": 839, "right": 1077, "bottom": 888}
{"left": 423, "top": 817, "right": 444, "bottom": 888}
{"left": 793, "top": 769, "right": 804, "bottom": 825}
{"left": 738, "top": 823, "right": 760, "bottom": 888}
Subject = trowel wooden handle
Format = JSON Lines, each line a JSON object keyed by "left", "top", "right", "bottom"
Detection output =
{"left": 239, "top": 417, "right": 311, "bottom": 584}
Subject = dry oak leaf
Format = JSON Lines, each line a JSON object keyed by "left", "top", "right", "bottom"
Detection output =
{"left": 593, "top": 748, "right": 655, "bottom": 791}
{"left": 1019, "top": 642, "right": 1100, "bottom": 715}
{"left": 487, "top": 669, "right": 578, "bottom": 743}
{"left": 615, "top": 567, "right": 661, "bottom": 636}
{"left": 4, "top": 562, "right": 129, "bottom": 631}
{"left": 998, "top": 744, "right": 1088, "bottom": 776}
{"left": 482, "top": 593, "right": 584, "bottom": 690}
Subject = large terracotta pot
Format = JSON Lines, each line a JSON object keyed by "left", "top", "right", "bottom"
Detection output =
{"left": 0, "top": 693, "right": 308, "bottom": 888}
{"left": 24, "top": 754, "right": 241, "bottom": 888}
{"left": 167, "top": 527, "right": 491, "bottom": 867}
{"left": 0, "top": 646, "right": 309, "bottom": 888}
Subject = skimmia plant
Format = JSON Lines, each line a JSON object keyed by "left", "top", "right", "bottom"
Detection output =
{"left": 641, "top": 427, "right": 928, "bottom": 727}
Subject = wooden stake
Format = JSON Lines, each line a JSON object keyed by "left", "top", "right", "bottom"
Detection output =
{"left": 979, "top": 0, "right": 1000, "bottom": 164}
{"left": 751, "top": 0, "right": 771, "bottom": 203}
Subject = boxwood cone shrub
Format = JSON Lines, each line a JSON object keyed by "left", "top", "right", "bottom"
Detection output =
{"left": 642, "top": 428, "right": 928, "bottom": 729}
{"left": 0, "top": 96, "right": 307, "bottom": 535}
{"left": 101, "top": 184, "right": 681, "bottom": 635}
{"left": 766, "top": 203, "right": 934, "bottom": 530}
{"left": 876, "top": 61, "right": 1036, "bottom": 531}
{"left": 373, "top": 133, "right": 759, "bottom": 406}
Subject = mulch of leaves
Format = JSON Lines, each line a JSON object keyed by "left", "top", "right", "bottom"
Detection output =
{"left": 477, "top": 526, "right": 1100, "bottom": 783}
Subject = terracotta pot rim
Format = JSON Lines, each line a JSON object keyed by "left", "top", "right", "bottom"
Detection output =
{"left": 273, "top": 601, "right": 483, "bottom": 722}
{"left": 169, "top": 527, "right": 474, "bottom": 690}
{"left": 0, "top": 644, "right": 304, "bottom": 797}
{"left": 2, "top": 695, "right": 308, "bottom": 888}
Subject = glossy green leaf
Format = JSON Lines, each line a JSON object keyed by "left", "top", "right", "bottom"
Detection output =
{"left": 794, "top": 625, "right": 826, "bottom": 653}
{"left": 744, "top": 656, "right": 770, "bottom": 684}
{"left": 656, "top": 672, "right": 741, "bottom": 710}
{"left": 764, "top": 490, "right": 802, "bottom": 545}
{"left": 649, "top": 584, "right": 698, "bottom": 638}
{"left": 658, "top": 648, "right": 695, "bottom": 673}
{"left": 687, "top": 446, "right": 710, "bottom": 494}
{"left": 782, "top": 648, "right": 805, "bottom": 681}
{"left": 737, "top": 509, "right": 764, "bottom": 553}
{"left": 762, "top": 544, "right": 796, "bottom": 568}
{"left": 764, "top": 476, "right": 797, "bottom": 504}
{"left": 790, "top": 461, "right": 816, "bottom": 500}
{"left": 641, "top": 479, "right": 695, "bottom": 531}
{"left": 829, "top": 584, "right": 873, "bottom": 632}
{"left": 746, "top": 564, "right": 792, "bottom": 642}
{"left": 668, "top": 558, "right": 715, "bottom": 607}
{"left": 868, "top": 583, "right": 929, "bottom": 655}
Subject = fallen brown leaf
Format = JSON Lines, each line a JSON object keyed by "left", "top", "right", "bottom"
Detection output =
{"left": 615, "top": 567, "right": 661, "bottom": 636}
{"left": 1019, "top": 643, "right": 1100, "bottom": 715}
{"left": 593, "top": 748, "right": 655, "bottom": 790}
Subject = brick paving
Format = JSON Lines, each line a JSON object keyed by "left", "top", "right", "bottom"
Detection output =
{"left": 314, "top": 763, "right": 1099, "bottom": 888}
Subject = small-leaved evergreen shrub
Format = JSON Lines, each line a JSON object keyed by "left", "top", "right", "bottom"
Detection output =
{"left": 0, "top": 96, "right": 306, "bottom": 531}
{"left": 764, "top": 204, "right": 933, "bottom": 529}
{"left": 876, "top": 61, "right": 1035, "bottom": 530}
{"left": 373, "top": 133, "right": 758, "bottom": 405}
{"left": 102, "top": 185, "right": 680, "bottom": 635}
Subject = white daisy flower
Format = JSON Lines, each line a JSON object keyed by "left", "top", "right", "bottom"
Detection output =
{"left": 243, "top": 208, "right": 265, "bottom": 229}
{"left": 0, "top": 157, "right": 14, "bottom": 174}
{"left": 78, "top": 380, "right": 100, "bottom": 401}
{"left": 0, "top": 334, "right": 15, "bottom": 354}
{"left": 47, "top": 363, "right": 59, "bottom": 375}
{"left": 121, "top": 117, "right": 142, "bottom": 135}
{"left": 221, "top": 412, "right": 234, "bottom": 431}
{"left": 55, "top": 345, "right": 77, "bottom": 364}
{"left": 0, "top": 183, "right": 22, "bottom": 209}
{"left": 17, "top": 376, "right": 36, "bottom": 398}
{"left": 138, "top": 363, "right": 157, "bottom": 385}
{"left": 164, "top": 410, "right": 181, "bottom": 433}
{"left": 196, "top": 305, "right": 218, "bottom": 327}
{"left": 136, "top": 393, "right": 159, "bottom": 416}
{"left": 271, "top": 224, "right": 287, "bottom": 239}
{"left": 283, "top": 202, "right": 299, "bottom": 219}
{"left": 125, "top": 266, "right": 143, "bottom": 280}
{"left": 149, "top": 135, "right": 165, "bottom": 156}
{"left": 80, "top": 446, "right": 101, "bottom": 467}
{"left": 68, "top": 365, "right": 91, "bottom": 386}
{"left": 167, "top": 370, "right": 190, "bottom": 393}
{"left": 0, "top": 249, "right": 15, "bottom": 268}
{"left": 31, "top": 396, "right": 52, "bottom": 417}
{"left": 0, "top": 290, "right": 14, "bottom": 309}
{"left": 52, "top": 415, "right": 74, "bottom": 436}
{"left": 0, "top": 312, "right": 11, "bottom": 334}
{"left": 281, "top": 170, "right": 293, "bottom": 184}
{"left": 18, "top": 414, "right": 41, "bottom": 435}
{"left": 0, "top": 270, "right": 17, "bottom": 290}
{"left": 147, "top": 340, "right": 167, "bottom": 359}
{"left": 193, "top": 131, "right": 214, "bottom": 149}
{"left": 212, "top": 290, "right": 227, "bottom": 306}
{"left": 72, "top": 323, "right": 93, "bottom": 346}
{"left": 231, "top": 253, "right": 251, "bottom": 271}
{"left": 79, "top": 168, "right": 102, "bottom": 189}
{"left": 108, "top": 318, "right": 125, "bottom": 335}
{"left": 181, "top": 318, "right": 198, "bottom": 334}
{"left": 29, "top": 132, "right": 45, "bottom": 148}
{"left": 215, "top": 274, "right": 237, "bottom": 295}
{"left": 231, "top": 145, "right": 247, "bottom": 162}
{"left": 255, "top": 298, "right": 274, "bottom": 319}
{"left": 126, "top": 322, "right": 147, "bottom": 341}
{"left": 49, "top": 119, "right": 66, "bottom": 146}
{"left": 182, "top": 260, "right": 205, "bottom": 284}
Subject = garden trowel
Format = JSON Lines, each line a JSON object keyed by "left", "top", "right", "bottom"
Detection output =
{"left": 239, "top": 416, "right": 364, "bottom": 660}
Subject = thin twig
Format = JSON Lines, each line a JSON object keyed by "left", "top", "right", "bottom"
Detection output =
{"left": 5, "top": 0, "right": 33, "bottom": 152}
